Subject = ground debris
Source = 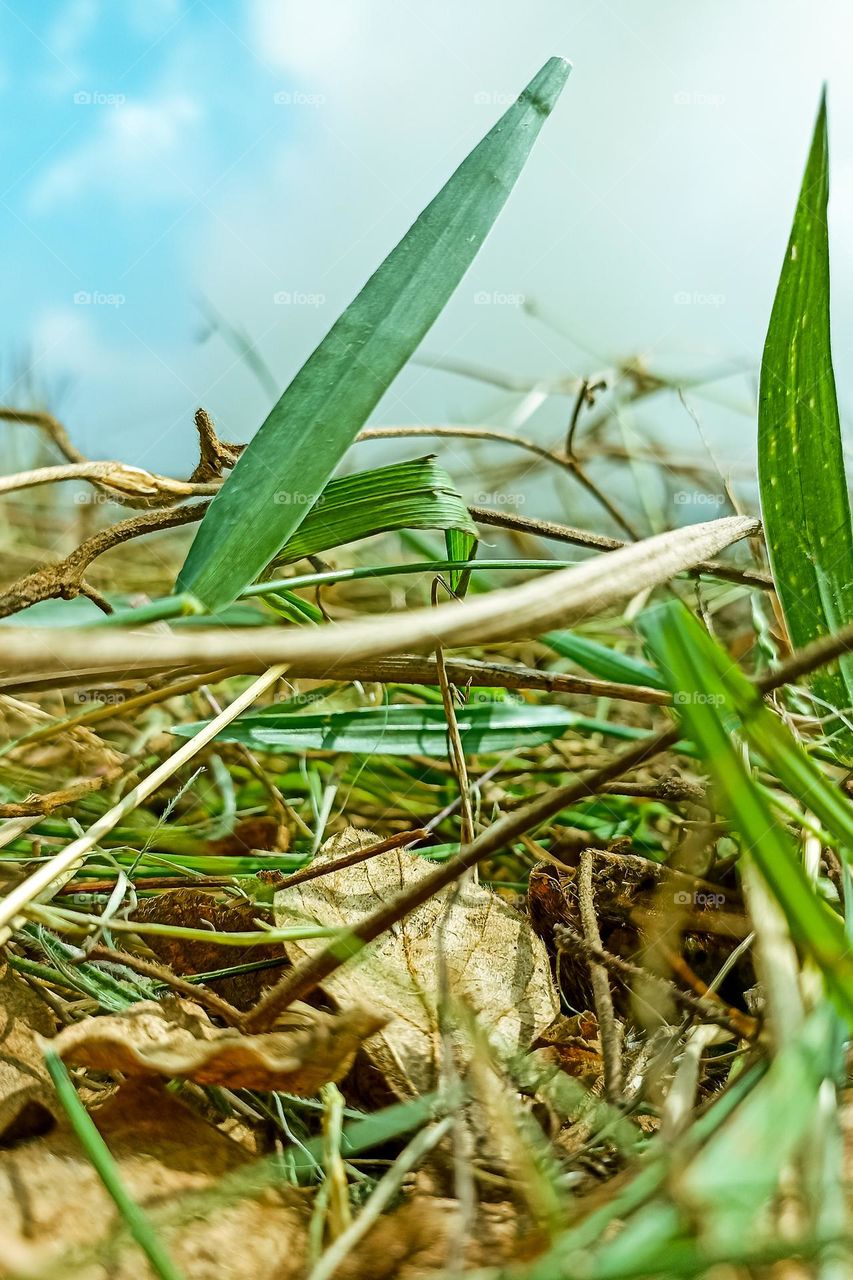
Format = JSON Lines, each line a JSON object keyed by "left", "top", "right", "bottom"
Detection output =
{"left": 47, "top": 996, "right": 386, "bottom": 1092}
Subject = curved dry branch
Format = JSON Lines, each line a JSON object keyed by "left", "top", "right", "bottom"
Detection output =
{"left": 0, "top": 516, "right": 758, "bottom": 674}
{"left": 0, "top": 504, "right": 208, "bottom": 618}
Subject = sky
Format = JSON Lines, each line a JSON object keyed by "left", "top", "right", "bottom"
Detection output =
{"left": 1, "top": 1, "right": 852, "bottom": 515}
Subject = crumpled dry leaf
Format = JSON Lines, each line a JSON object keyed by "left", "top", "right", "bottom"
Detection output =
{"left": 49, "top": 997, "right": 385, "bottom": 1092}
{"left": 0, "top": 961, "right": 59, "bottom": 1145}
{"left": 0, "top": 1080, "right": 310, "bottom": 1280}
{"left": 275, "top": 829, "right": 559, "bottom": 1097}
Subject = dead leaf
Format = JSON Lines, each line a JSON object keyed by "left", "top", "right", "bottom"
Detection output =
{"left": 275, "top": 829, "right": 559, "bottom": 1097}
{"left": 0, "top": 1080, "right": 310, "bottom": 1279}
{"left": 49, "top": 997, "right": 385, "bottom": 1092}
{"left": 206, "top": 815, "right": 282, "bottom": 855}
{"left": 335, "top": 1193, "right": 530, "bottom": 1279}
{"left": 0, "top": 962, "right": 59, "bottom": 1145}
{"left": 133, "top": 889, "right": 285, "bottom": 1009}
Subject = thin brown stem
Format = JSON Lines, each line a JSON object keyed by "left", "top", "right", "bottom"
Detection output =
{"left": 276, "top": 828, "right": 430, "bottom": 890}
{"left": 469, "top": 505, "right": 773, "bottom": 591}
{"left": 577, "top": 849, "right": 623, "bottom": 1101}
{"left": 86, "top": 944, "right": 244, "bottom": 1027}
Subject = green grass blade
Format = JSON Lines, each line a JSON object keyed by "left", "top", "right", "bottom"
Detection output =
{"left": 44, "top": 1051, "right": 186, "bottom": 1280}
{"left": 758, "top": 91, "right": 853, "bottom": 759}
{"left": 677, "top": 1006, "right": 838, "bottom": 1243}
{"left": 171, "top": 701, "right": 576, "bottom": 757}
{"left": 650, "top": 602, "right": 853, "bottom": 853}
{"left": 541, "top": 630, "right": 665, "bottom": 689}
{"left": 640, "top": 600, "right": 853, "bottom": 1024}
{"left": 272, "top": 456, "right": 476, "bottom": 565}
{"left": 445, "top": 526, "right": 478, "bottom": 596}
{"left": 176, "top": 57, "right": 570, "bottom": 610}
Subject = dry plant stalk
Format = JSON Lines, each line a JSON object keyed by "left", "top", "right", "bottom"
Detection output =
{"left": 0, "top": 515, "right": 758, "bottom": 676}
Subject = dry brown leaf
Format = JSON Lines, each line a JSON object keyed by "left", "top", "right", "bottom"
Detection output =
{"left": 49, "top": 997, "right": 385, "bottom": 1092}
{"left": 275, "top": 829, "right": 559, "bottom": 1097}
{"left": 0, "top": 961, "right": 59, "bottom": 1145}
{"left": 0, "top": 1079, "right": 310, "bottom": 1280}
{"left": 205, "top": 815, "right": 282, "bottom": 855}
{"left": 336, "top": 1193, "right": 530, "bottom": 1279}
{"left": 133, "top": 889, "right": 284, "bottom": 1010}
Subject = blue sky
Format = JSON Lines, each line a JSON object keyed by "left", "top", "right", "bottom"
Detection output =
{"left": 0, "top": 1, "right": 300, "bottom": 465}
{"left": 1, "top": 2, "right": 851, "bottom": 503}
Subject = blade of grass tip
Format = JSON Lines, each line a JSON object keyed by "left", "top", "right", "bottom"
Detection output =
{"left": 758, "top": 89, "right": 853, "bottom": 761}
{"left": 445, "top": 526, "right": 478, "bottom": 596}
{"left": 43, "top": 1050, "right": 186, "bottom": 1280}
{"left": 175, "top": 57, "right": 571, "bottom": 610}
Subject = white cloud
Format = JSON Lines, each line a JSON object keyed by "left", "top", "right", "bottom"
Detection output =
{"left": 28, "top": 93, "right": 203, "bottom": 214}
{"left": 249, "top": 0, "right": 365, "bottom": 76}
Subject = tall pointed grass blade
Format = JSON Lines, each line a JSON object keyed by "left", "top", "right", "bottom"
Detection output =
{"left": 177, "top": 58, "right": 571, "bottom": 609}
{"left": 758, "top": 92, "right": 853, "bottom": 760}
